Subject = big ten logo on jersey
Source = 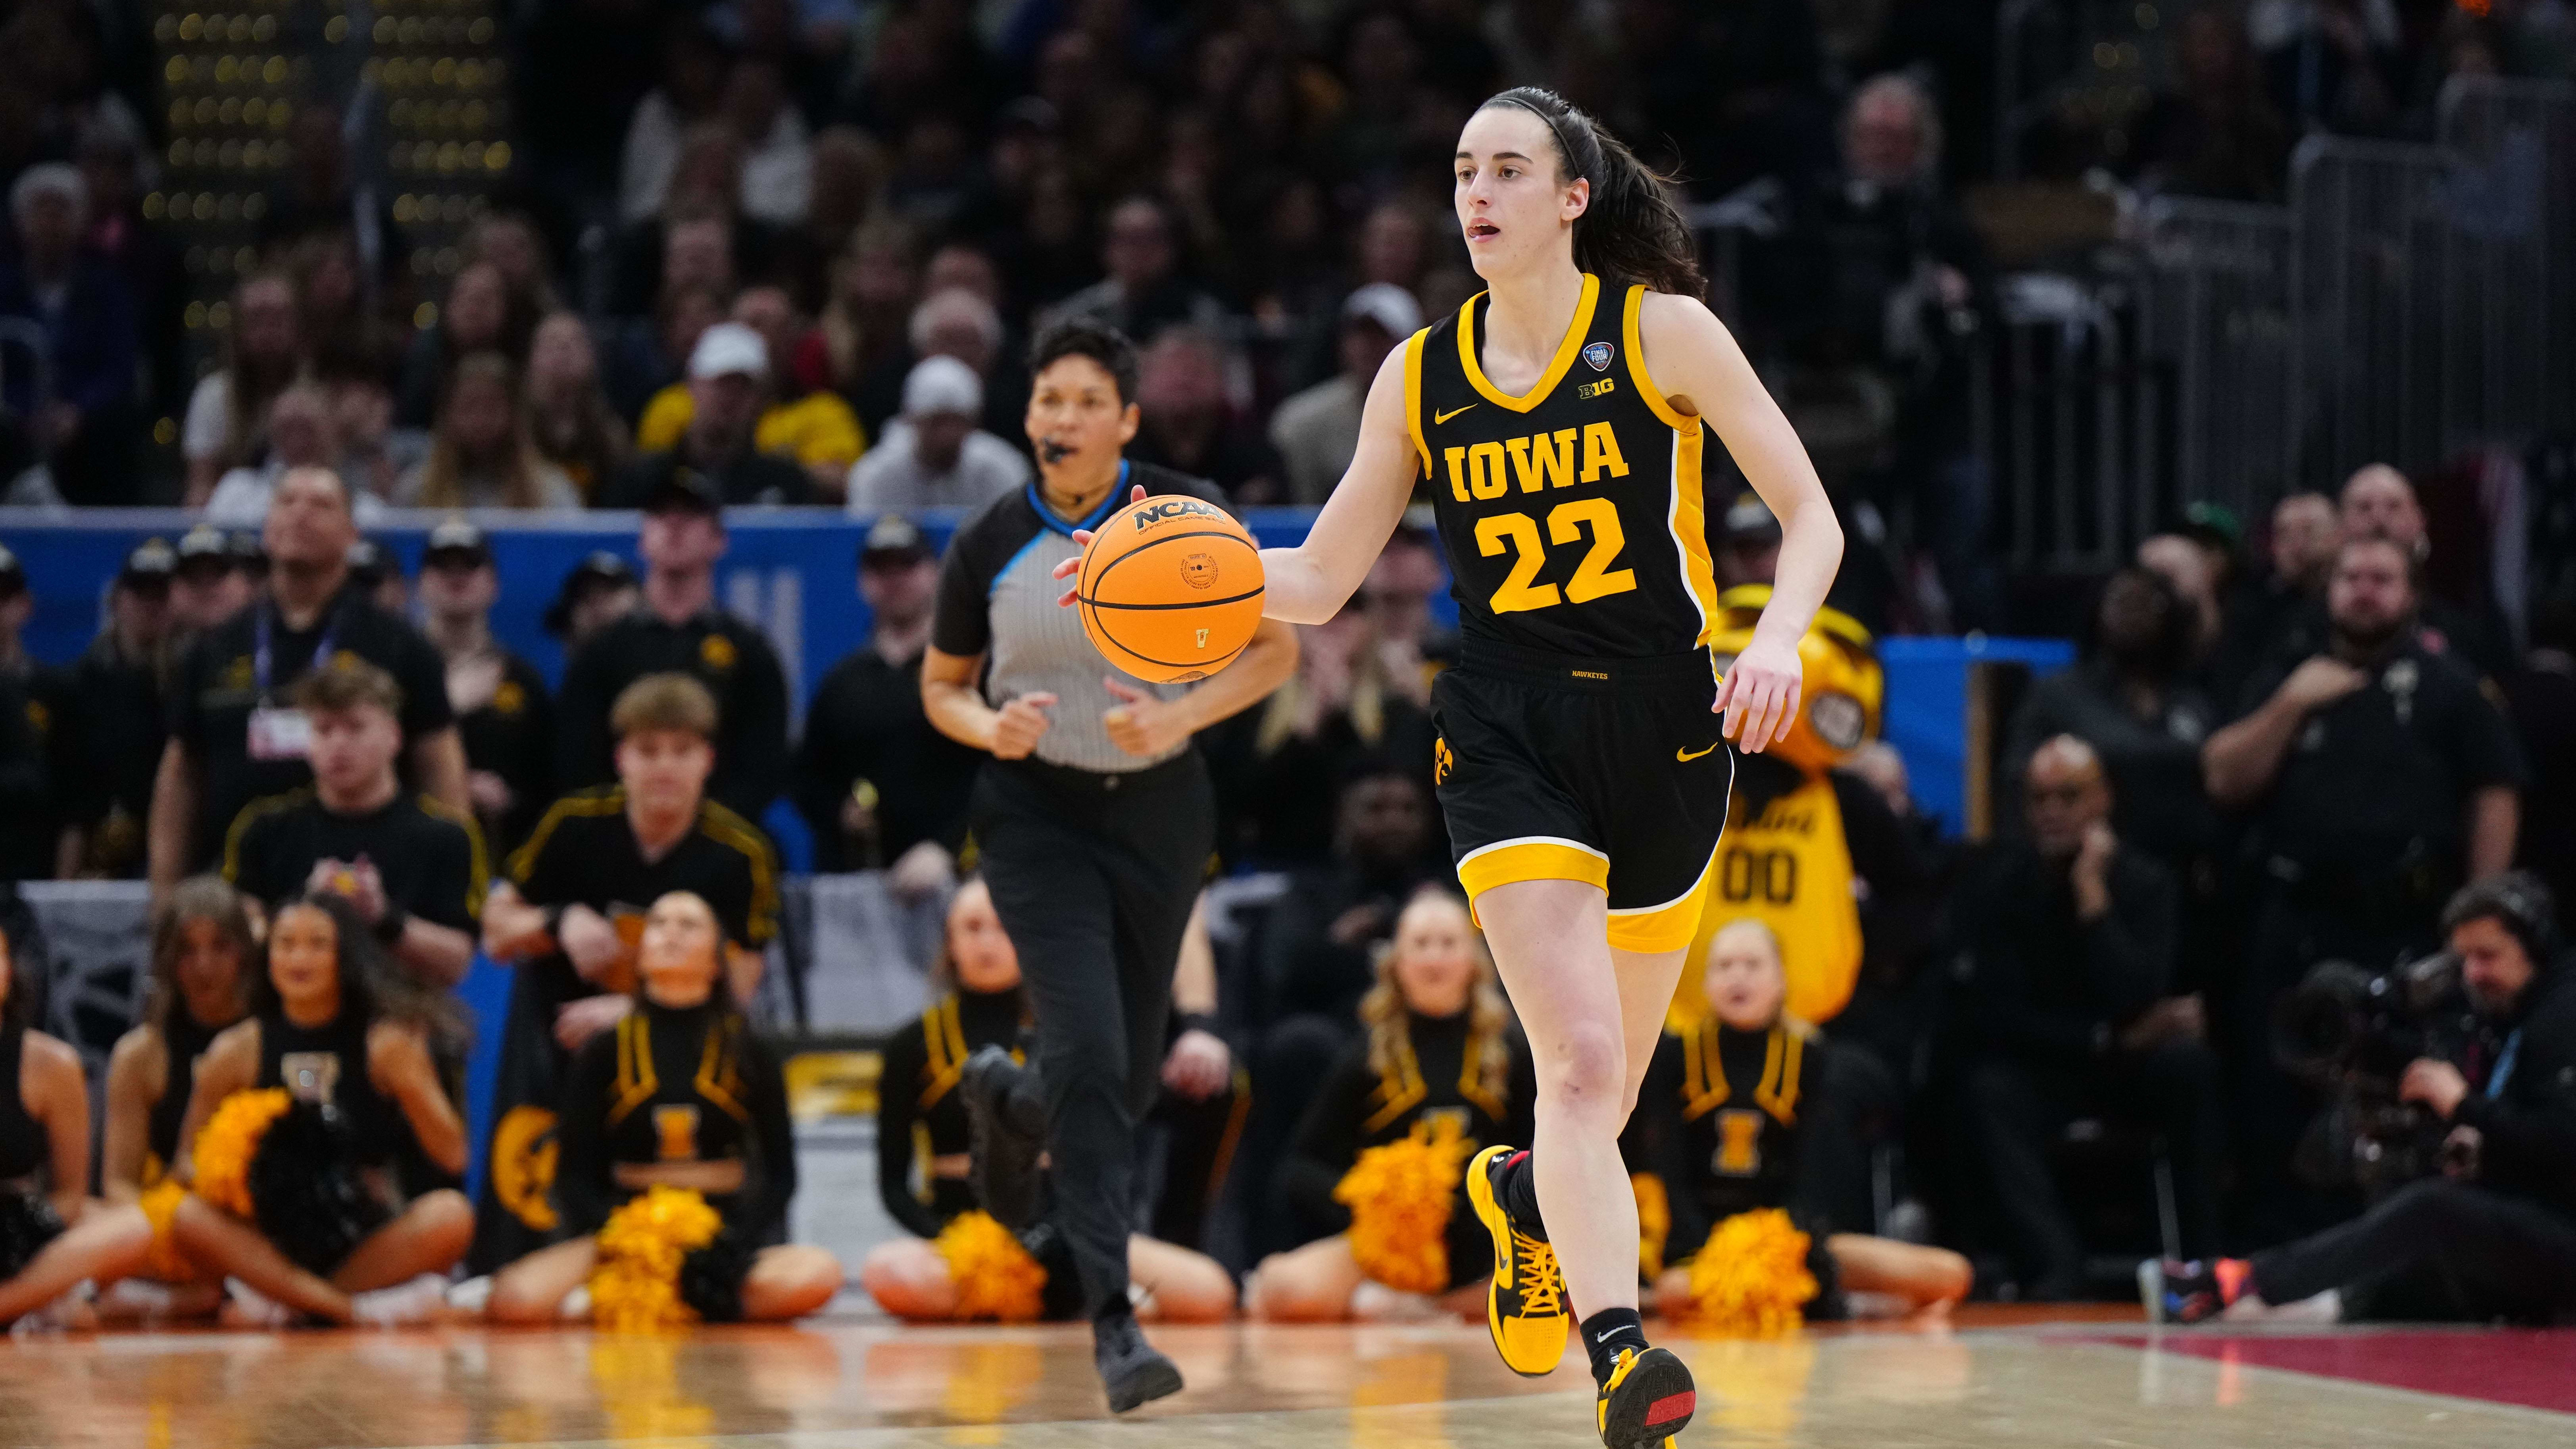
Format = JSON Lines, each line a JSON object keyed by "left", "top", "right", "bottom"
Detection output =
{"left": 1713, "top": 1108, "right": 1765, "bottom": 1177}
{"left": 281, "top": 1051, "right": 341, "bottom": 1105}
{"left": 1441, "top": 423, "right": 1629, "bottom": 503}
{"left": 1132, "top": 497, "right": 1221, "bottom": 529}
{"left": 654, "top": 1104, "right": 703, "bottom": 1161}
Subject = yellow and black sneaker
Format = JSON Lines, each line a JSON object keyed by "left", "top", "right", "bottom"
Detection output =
{"left": 1465, "top": 1144, "right": 1569, "bottom": 1376}
{"left": 1597, "top": 1345, "right": 1696, "bottom": 1449}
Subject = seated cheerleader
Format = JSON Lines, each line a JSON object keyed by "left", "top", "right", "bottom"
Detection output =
{"left": 1244, "top": 890, "right": 1536, "bottom": 1322}
{"left": 169, "top": 892, "right": 477, "bottom": 1326}
{"left": 1630, "top": 919, "right": 1970, "bottom": 1324}
{"left": 98, "top": 876, "right": 258, "bottom": 1321}
{"left": 0, "top": 922, "right": 155, "bottom": 1328}
{"left": 858, "top": 877, "right": 1235, "bottom": 1324}
{"left": 487, "top": 889, "right": 842, "bottom": 1324}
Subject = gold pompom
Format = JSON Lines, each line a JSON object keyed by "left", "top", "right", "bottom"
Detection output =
{"left": 1674, "top": 1208, "right": 1818, "bottom": 1337}
{"left": 1632, "top": 1172, "right": 1671, "bottom": 1279}
{"left": 931, "top": 1210, "right": 1048, "bottom": 1322}
{"left": 1334, "top": 1117, "right": 1475, "bottom": 1295}
{"left": 589, "top": 1186, "right": 725, "bottom": 1333}
{"left": 192, "top": 1088, "right": 292, "bottom": 1218}
{"left": 136, "top": 1178, "right": 197, "bottom": 1282}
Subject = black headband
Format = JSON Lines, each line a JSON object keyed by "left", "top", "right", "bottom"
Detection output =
{"left": 1488, "top": 93, "right": 1590, "bottom": 182}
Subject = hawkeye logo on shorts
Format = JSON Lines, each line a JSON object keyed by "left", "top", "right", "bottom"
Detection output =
{"left": 1131, "top": 498, "right": 1221, "bottom": 530}
{"left": 1582, "top": 341, "right": 1615, "bottom": 371}
{"left": 1433, "top": 737, "right": 1455, "bottom": 785}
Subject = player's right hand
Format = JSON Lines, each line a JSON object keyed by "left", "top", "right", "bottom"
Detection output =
{"left": 991, "top": 692, "right": 1058, "bottom": 759}
{"left": 1051, "top": 483, "right": 1150, "bottom": 606}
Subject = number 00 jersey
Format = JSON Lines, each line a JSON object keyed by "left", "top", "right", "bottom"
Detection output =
{"left": 1406, "top": 273, "right": 1722, "bottom": 663}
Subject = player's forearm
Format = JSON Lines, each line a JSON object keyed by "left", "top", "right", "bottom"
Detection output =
{"left": 922, "top": 677, "right": 1002, "bottom": 753}
{"left": 1175, "top": 619, "right": 1299, "bottom": 730}
{"left": 1749, "top": 491, "right": 1844, "bottom": 651}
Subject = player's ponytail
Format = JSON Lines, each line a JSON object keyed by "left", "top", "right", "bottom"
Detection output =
{"left": 1478, "top": 87, "right": 1705, "bottom": 300}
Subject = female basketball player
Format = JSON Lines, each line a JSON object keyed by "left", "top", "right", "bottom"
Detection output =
{"left": 1053, "top": 87, "right": 1842, "bottom": 1449}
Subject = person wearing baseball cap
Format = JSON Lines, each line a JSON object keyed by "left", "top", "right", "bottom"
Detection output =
{"left": 542, "top": 552, "right": 640, "bottom": 649}
{"left": 633, "top": 286, "right": 865, "bottom": 498}
{"left": 794, "top": 514, "right": 982, "bottom": 877}
{"left": 597, "top": 321, "right": 815, "bottom": 509}
{"left": 171, "top": 525, "right": 256, "bottom": 635}
{"left": 57, "top": 539, "right": 181, "bottom": 875}
{"left": 417, "top": 519, "right": 556, "bottom": 854}
{"left": 0, "top": 541, "right": 65, "bottom": 879}
{"left": 843, "top": 354, "right": 1030, "bottom": 512}
{"left": 1269, "top": 283, "right": 1425, "bottom": 505}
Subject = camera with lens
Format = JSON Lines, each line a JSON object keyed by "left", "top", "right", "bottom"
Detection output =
{"left": 2273, "top": 952, "right": 2476, "bottom": 1197}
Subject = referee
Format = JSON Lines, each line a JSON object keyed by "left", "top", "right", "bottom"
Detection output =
{"left": 922, "top": 318, "right": 1294, "bottom": 1410}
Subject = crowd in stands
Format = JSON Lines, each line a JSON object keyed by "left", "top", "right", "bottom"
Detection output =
{"left": 0, "top": 0, "right": 2562, "bottom": 1325}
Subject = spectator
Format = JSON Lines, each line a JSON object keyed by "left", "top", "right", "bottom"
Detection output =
{"left": 597, "top": 323, "right": 815, "bottom": 508}
{"left": 1039, "top": 196, "right": 1223, "bottom": 342}
{"left": 772, "top": 126, "right": 887, "bottom": 312}
{"left": 607, "top": 131, "right": 778, "bottom": 319}
{"left": 803, "top": 221, "right": 921, "bottom": 430}
{"left": 1126, "top": 327, "right": 1283, "bottom": 504}
{"left": 636, "top": 286, "right": 863, "bottom": 498}
{"left": 603, "top": 275, "right": 728, "bottom": 425}
{"left": 394, "top": 354, "right": 582, "bottom": 511}
{"left": 149, "top": 467, "right": 467, "bottom": 893}
{"left": 57, "top": 539, "right": 177, "bottom": 879}
{"left": 2333, "top": 463, "right": 2514, "bottom": 680}
{"left": 346, "top": 538, "right": 410, "bottom": 618}
{"left": 836, "top": 283, "right": 1028, "bottom": 446}
{"left": 0, "top": 164, "right": 138, "bottom": 504}
{"left": 319, "top": 353, "right": 430, "bottom": 511}
{"left": 1270, "top": 285, "right": 1421, "bottom": 505}
{"left": 541, "top": 552, "right": 640, "bottom": 654}
{"left": 556, "top": 473, "right": 790, "bottom": 822}
{"left": 2211, "top": 491, "right": 2341, "bottom": 706}
{"left": 2133, "top": 6, "right": 2294, "bottom": 202}
{"left": 257, "top": 103, "right": 406, "bottom": 292}
{"left": 523, "top": 312, "right": 630, "bottom": 502}
{"left": 617, "top": 20, "right": 738, "bottom": 225}
{"left": 218, "top": 660, "right": 484, "bottom": 989}
{"left": 287, "top": 231, "right": 384, "bottom": 373}
{"left": 416, "top": 520, "right": 554, "bottom": 856}
{"left": 457, "top": 212, "right": 559, "bottom": 317}
{"left": 843, "top": 356, "right": 1028, "bottom": 510}
{"left": 2137, "top": 533, "right": 2226, "bottom": 674}
{"left": 1950, "top": 736, "right": 2224, "bottom": 1299}
{"left": 75, "top": 115, "right": 186, "bottom": 423}
{"left": 204, "top": 383, "right": 390, "bottom": 528}
{"left": 181, "top": 273, "right": 304, "bottom": 506}
{"left": 796, "top": 516, "right": 984, "bottom": 881}
{"left": 170, "top": 525, "right": 254, "bottom": 637}
{"left": 2204, "top": 534, "right": 2526, "bottom": 1236}
{"left": 395, "top": 261, "right": 533, "bottom": 430}
{"left": 719, "top": 57, "right": 813, "bottom": 227}
{"left": 0, "top": 548, "right": 48, "bottom": 883}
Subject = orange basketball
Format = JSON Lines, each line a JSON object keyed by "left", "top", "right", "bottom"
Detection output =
{"left": 1076, "top": 495, "right": 1266, "bottom": 683}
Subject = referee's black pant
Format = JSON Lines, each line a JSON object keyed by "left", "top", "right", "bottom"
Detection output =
{"left": 2251, "top": 1177, "right": 2576, "bottom": 1322}
{"left": 973, "top": 751, "right": 1213, "bottom": 1319}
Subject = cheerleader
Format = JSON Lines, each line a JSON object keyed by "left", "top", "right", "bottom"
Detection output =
{"left": 1245, "top": 891, "right": 1536, "bottom": 1322}
{"left": 859, "top": 879, "right": 1234, "bottom": 1324}
{"left": 169, "top": 893, "right": 476, "bottom": 1326}
{"left": 0, "top": 922, "right": 154, "bottom": 1328}
{"left": 98, "top": 876, "right": 258, "bottom": 1320}
{"left": 1630, "top": 919, "right": 1969, "bottom": 1321}
{"left": 487, "top": 890, "right": 842, "bottom": 1324}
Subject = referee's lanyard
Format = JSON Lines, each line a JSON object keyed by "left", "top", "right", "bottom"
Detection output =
{"left": 245, "top": 601, "right": 339, "bottom": 761}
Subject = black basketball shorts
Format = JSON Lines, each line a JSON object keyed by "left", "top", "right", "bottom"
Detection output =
{"left": 1430, "top": 639, "right": 1734, "bottom": 953}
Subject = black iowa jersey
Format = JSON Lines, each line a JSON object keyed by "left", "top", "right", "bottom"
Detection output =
{"left": 1407, "top": 274, "right": 1721, "bottom": 662}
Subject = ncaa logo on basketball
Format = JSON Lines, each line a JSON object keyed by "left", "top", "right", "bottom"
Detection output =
{"left": 1181, "top": 553, "right": 1219, "bottom": 589}
{"left": 1582, "top": 340, "right": 1614, "bottom": 371}
{"left": 1131, "top": 498, "right": 1219, "bottom": 529}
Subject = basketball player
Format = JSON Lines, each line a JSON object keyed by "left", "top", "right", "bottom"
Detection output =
{"left": 1055, "top": 88, "right": 1842, "bottom": 1449}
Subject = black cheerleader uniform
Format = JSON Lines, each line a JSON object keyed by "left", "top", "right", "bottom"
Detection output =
{"left": 873, "top": 988, "right": 1025, "bottom": 1240}
{"left": 142, "top": 1012, "right": 222, "bottom": 1187}
{"left": 257, "top": 1005, "right": 446, "bottom": 1197}
{"left": 0, "top": 1026, "right": 62, "bottom": 1280}
{"left": 554, "top": 999, "right": 796, "bottom": 1246}
{"left": 1281, "top": 1008, "right": 1536, "bottom": 1291}
{"left": 1625, "top": 1015, "right": 1846, "bottom": 1316}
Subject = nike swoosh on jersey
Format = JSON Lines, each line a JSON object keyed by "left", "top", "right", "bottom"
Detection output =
{"left": 1676, "top": 742, "right": 1721, "bottom": 762}
{"left": 1434, "top": 403, "right": 1479, "bottom": 424}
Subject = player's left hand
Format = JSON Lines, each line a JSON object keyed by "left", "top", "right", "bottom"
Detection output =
{"left": 1714, "top": 632, "right": 1803, "bottom": 752}
{"left": 1102, "top": 677, "right": 1194, "bottom": 756}
{"left": 1053, "top": 484, "right": 1152, "bottom": 606}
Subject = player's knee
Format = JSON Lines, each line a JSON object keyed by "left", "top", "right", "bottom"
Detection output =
{"left": 1538, "top": 1020, "right": 1623, "bottom": 1116}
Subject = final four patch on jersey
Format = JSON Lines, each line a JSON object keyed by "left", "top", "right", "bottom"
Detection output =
{"left": 1582, "top": 340, "right": 1615, "bottom": 371}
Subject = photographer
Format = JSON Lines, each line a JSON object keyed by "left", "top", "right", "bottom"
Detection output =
{"left": 2149, "top": 874, "right": 2576, "bottom": 1324}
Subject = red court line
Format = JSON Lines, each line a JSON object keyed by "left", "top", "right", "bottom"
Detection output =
{"left": 2094, "top": 1330, "right": 2576, "bottom": 1414}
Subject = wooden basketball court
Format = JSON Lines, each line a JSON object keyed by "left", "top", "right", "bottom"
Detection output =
{"left": 8, "top": 1309, "right": 2570, "bottom": 1448}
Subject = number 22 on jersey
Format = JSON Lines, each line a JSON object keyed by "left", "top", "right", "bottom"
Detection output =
{"left": 1449, "top": 421, "right": 1639, "bottom": 615}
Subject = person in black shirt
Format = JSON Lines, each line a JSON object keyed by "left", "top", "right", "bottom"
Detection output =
{"left": 59, "top": 539, "right": 180, "bottom": 879}
{"left": 1626, "top": 919, "right": 1970, "bottom": 1321}
{"left": 149, "top": 467, "right": 468, "bottom": 896}
{"left": 0, "top": 544, "right": 63, "bottom": 883}
{"left": 556, "top": 473, "right": 792, "bottom": 824}
{"left": 2208, "top": 492, "right": 2339, "bottom": 712}
{"left": 1244, "top": 892, "right": 1536, "bottom": 1321}
{"left": 1949, "top": 737, "right": 2224, "bottom": 1300}
{"left": 415, "top": 520, "right": 554, "bottom": 856}
{"left": 595, "top": 324, "right": 815, "bottom": 508}
{"left": 794, "top": 516, "right": 980, "bottom": 881}
{"left": 168, "top": 893, "right": 474, "bottom": 1327}
{"left": 858, "top": 877, "right": 1236, "bottom": 1323}
{"left": 170, "top": 524, "right": 258, "bottom": 639}
{"left": 473, "top": 674, "right": 780, "bottom": 1272}
{"left": 221, "top": 661, "right": 486, "bottom": 988}
{"left": 487, "top": 889, "right": 842, "bottom": 1324}
{"left": 541, "top": 551, "right": 640, "bottom": 656}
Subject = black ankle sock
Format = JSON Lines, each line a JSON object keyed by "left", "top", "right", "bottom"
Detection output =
{"left": 1579, "top": 1308, "right": 1648, "bottom": 1387}
{"left": 1499, "top": 1150, "right": 1546, "bottom": 1237}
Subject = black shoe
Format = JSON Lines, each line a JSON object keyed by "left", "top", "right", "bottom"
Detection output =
{"left": 1093, "top": 1311, "right": 1184, "bottom": 1413}
{"left": 2141, "top": 1258, "right": 2224, "bottom": 1324}
{"left": 1596, "top": 1345, "right": 1695, "bottom": 1449}
{"left": 961, "top": 1045, "right": 1043, "bottom": 1230}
